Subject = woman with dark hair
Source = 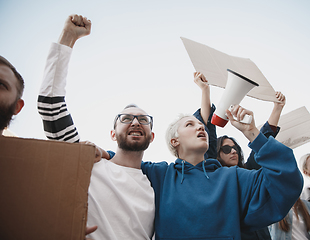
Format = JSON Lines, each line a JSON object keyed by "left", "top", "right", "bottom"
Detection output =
{"left": 300, "top": 153, "right": 310, "bottom": 202}
{"left": 216, "top": 135, "right": 244, "bottom": 168}
{"left": 216, "top": 91, "right": 286, "bottom": 170}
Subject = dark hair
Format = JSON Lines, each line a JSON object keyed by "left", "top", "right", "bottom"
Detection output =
{"left": 217, "top": 135, "right": 244, "bottom": 167}
{"left": 113, "top": 104, "right": 153, "bottom": 130}
{"left": 0, "top": 56, "right": 24, "bottom": 100}
{"left": 279, "top": 198, "right": 310, "bottom": 232}
{"left": 124, "top": 104, "right": 139, "bottom": 109}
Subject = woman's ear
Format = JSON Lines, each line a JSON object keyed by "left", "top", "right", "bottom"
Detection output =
{"left": 171, "top": 138, "right": 179, "bottom": 147}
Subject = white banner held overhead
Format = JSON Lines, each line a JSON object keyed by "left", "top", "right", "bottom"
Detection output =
{"left": 181, "top": 37, "right": 277, "bottom": 102}
{"left": 275, "top": 106, "right": 310, "bottom": 149}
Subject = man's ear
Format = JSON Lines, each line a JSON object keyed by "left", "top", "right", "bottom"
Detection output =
{"left": 171, "top": 138, "right": 179, "bottom": 147}
{"left": 111, "top": 130, "right": 117, "bottom": 141}
{"left": 14, "top": 99, "right": 24, "bottom": 115}
{"left": 150, "top": 132, "right": 155, "bottom": 143}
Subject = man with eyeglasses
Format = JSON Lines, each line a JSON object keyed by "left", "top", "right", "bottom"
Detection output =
{"left": 38, "top": 13, "right": 219, "bottom": 239}
{"left": 38, "top": 15, "right": 156, "bottom": 239}
{"left": 37, "top": 14, "right": 303, "bottom": 240}
{"left": 112, "top": 112, "right": 154, "bottom": 153}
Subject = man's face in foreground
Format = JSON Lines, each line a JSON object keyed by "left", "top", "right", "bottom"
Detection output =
{"left": 0, "top": 64, "right": 24, "bottom": 131}
{"left": 112, "top": 107, "right": 154, "bottom": 151}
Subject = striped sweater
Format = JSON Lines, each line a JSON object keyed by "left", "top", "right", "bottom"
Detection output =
{"left": 37, "top": 43, "right": 79, "bottom": 143}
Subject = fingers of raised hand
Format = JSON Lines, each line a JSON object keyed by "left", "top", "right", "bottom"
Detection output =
{"left": 71, "top": 14, "right": 86, "bottom": 27}
{"left": 275, "top": 91, "right": 286, "bottom": 102}
{"left": 194, "top": 72, "right": 208, "bottom": 84}
{"left": 230, "top": 105, "right": 252, "bottom": 122}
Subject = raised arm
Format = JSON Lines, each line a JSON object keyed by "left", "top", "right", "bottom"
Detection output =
{"left": 37, "top": 17, "right": 109, "bottom": 161}
{"left": 246, "top": 91, "right": 286, "bottom": 170}
{"left": 193, "top": 72, "right": 211, "bottom": 122}
{"left": 37, "top": 15, "right": 91, "bottom": 143}
{"left": 193, "top": 72, "right": 217, "bottom": 159}
{"left": 227, "top": 105, "right": 303, "bottom": 230}
{"left": 267, "top": 91, "right": 286, "bottom": 127}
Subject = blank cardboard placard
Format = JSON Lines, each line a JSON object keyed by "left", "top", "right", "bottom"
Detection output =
{"left": 0, "top": 137, "right": 94, "bottom": 240}
{"left": 181, "top": 37, "right": 277, "bottom": 102}
{"left": 274, "top": 106, "right": 310, "bottom": 149}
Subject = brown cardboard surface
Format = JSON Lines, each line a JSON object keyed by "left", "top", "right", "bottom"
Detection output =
{"left": 181, "top": 37, "right": 278, "bottom": 102}
{"left": 0, "top": 136, "right": 95, "bottom": 240}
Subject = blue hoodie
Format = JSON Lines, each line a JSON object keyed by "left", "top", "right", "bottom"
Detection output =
{"left": 141, "top": 133, "right": 303, "bottom": 240}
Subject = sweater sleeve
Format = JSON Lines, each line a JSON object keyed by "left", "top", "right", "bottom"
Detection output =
{"left": 246, "top": 121, "right": 280, "bottom": 170}
{"left": 37, "top": 43, "right": 80, "bottom": 143}
{"left": 193, "top": 104, "right": 217, "bottom": 159}
{"left": 239, "top": 133, "right": 303, "bottom": 231}
{"left": 141, "top": 161, "right": 170, "bottom": 210}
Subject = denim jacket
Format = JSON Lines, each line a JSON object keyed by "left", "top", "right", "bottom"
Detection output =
{"left": 269, "top": 200, "right": 310, "bottom": 240}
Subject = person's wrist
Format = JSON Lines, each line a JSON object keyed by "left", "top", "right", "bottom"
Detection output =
{"left": 201, "top": 87, "right": 210, "bottom": 94}
{"left": 58, "top": 30, "right": 78, "bottom": 48}
{"left": 243, "top": 127, "right": 260, "bottom": 143}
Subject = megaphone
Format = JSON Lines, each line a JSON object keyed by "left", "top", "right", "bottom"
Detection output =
{"left": 211, "top": 69, "right": 259, "bottom": 127}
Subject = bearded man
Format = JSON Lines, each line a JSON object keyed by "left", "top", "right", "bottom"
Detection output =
{"left": 37, "top": 15, "right": 155, "bottom": 240}
{"left": 0, "top": 56, "right": 24, "bottom": 135}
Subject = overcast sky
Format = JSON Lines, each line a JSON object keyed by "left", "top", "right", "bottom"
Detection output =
{"left": 1, "top": 0, "right": 310, "bottom": 167}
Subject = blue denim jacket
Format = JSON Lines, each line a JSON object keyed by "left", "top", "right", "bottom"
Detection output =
{"left": 269, "top": 200, "right": 310, "bottom": 240}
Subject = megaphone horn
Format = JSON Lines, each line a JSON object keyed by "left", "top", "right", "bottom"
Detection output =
{"left": 211, "top": 69, "right": 259, "bottom": 127}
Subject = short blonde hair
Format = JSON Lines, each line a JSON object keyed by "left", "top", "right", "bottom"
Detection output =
{"left": 300, "top": 153, "right": 310, "bottom": 173}
{"left": 165, "top": 114, "right": 192, "bottom": 158}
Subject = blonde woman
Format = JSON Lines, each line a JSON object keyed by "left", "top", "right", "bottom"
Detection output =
{"left": 141, "top": 105, "right": 303, "bottom": 240}
{"left": 300, "top": 154, "right": 310, "bottom": 201}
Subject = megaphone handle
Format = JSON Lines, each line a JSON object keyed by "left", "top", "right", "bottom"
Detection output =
{"left": 228, "top": 105, "right": 252, "bottom": 124}
{"left": 236, "top": 114, "right": 252, "bottom": 124}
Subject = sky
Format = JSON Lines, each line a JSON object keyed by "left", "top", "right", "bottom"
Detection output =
{"left": 1, "top": 0, "right": 310, "bottom": 167}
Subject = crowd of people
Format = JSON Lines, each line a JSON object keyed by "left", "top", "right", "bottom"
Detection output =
{"left": 1, "top": 14, "right": 310, "bottom": 240}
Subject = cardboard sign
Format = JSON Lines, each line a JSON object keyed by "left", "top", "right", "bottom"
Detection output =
{"left": 181, "top": 37, "right": 278, "bottom": 102}
{"left": 275, "top": 106, "right": 310, "bottom": 149}
{"left": 0, "top": 136, "right": 95, "bottom": 240}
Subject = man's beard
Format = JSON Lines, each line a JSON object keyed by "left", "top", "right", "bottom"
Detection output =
{"left": 0, "top": 99, "right": 17, "bottom": 131}
{"left": 116, "top": 131, "right": 152, "bottom": 152}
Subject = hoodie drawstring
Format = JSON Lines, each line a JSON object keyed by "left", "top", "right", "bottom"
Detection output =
{"left": 181, "top": 160, "right": 185, "bottom": 184}
{"left": 202, "top": 160, "right": 210, "bottom": 179}
{"left": 180, "top": 160, "right": 209, "bottom": 183}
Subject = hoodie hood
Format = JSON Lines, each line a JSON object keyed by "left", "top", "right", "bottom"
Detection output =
{"left": 174, "top": 158, "right": 222, "bottom": 183}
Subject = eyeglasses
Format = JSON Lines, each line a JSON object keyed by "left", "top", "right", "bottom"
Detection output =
{"left": 114, "top": 114, "right": 153, "bottom": 129}
{"left": 220, "top": 145, "right": 238, "bottom": 154}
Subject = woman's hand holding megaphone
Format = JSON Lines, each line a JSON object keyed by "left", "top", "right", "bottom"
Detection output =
{"left": 226, "top": 105, "right": 260, "bottom": 143}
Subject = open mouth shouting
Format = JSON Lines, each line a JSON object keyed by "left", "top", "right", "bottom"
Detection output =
{"left": 128, "top": 129, "right": 144, "bottom": 138}
{"left": 197, "top": 131, "right": 207, "bottom": 140}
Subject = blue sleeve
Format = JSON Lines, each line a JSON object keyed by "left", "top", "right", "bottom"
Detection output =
{"left": 246, "top": 121, "right": 280, "bottom": 170}
{"left": 108, "top": 151, "right": 115, "bottom": 159}
{"left": 193, "top": 104, "right": 217, "bottom": 159}
{"left": 238, "top": 133, "right": 303, "bottom": 231}
{"left": 141, "top": 161, "right": 169, "bottom": 193}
